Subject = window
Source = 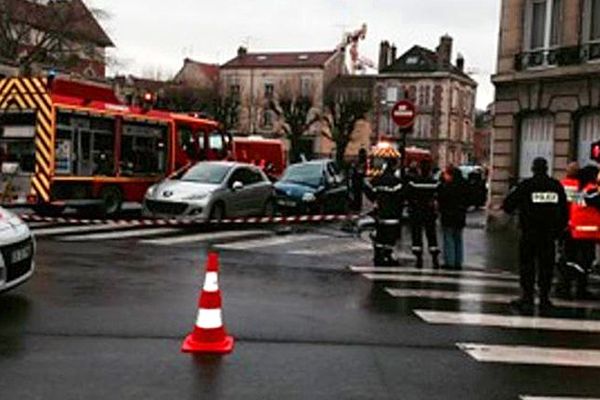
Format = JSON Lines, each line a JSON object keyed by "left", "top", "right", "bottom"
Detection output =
{"left": 262, "top": 110, "right": 274, "bottom": 128}
{"left": 524, "top": 0, "right": 562, "bottom": 51}
{"left": 583, "top": 0, "right": 600, "bottom": 43}
{"left": 229, "top": 84, "right": 241, "bottom": 98}
{"left": 0, "top": 112, "right": 36, "bottom": 173}
{"left": 577, "top": 113, "right": 600, "bottom": 166}
{"left": 228, "top": 167, "right": 260, "bottom": 186}
{"left": 519, "top": 115, "right": 554, "bottom": 179}
{"left": 301, "top": 77, "right": 312, "bottom": 97}
{"left": 264, "top": 83, "right": 274, "bottom": 99}
{"left": 54, "top": 112, "right": 116, "bottom": 176}
{"left": 121, "top": 121, "right": 168, "bottom": 176}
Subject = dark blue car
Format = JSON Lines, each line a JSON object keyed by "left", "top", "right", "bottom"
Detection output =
{"left": 274, "top": 160, "right": 348, "bottom": 215}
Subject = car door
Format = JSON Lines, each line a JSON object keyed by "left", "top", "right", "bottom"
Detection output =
{"left": 225, "top": 167, "right": 255, "bottom": 217}
{"left": 245, "top": 167, "right": 273, "bottom": 215}
{"left": 325, "top": 162, "right": 347, "bottom": 212}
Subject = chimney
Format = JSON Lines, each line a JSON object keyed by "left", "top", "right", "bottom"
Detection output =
{"left": 390, "top": 44, "right": 397, "bottom": 65}
{"left": 456, "top": 53, "right": 465, "bottom": 71}
{"left": 379, "top": 41, "right": 390, "bottom": 72}
{"left": 237, "top": 46, "right": 248, "bottom": 57}
{"left": 436, "top": 34, "right": 453, "bottom": 66}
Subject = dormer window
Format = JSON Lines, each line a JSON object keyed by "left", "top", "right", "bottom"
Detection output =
{"left": 256, "top": 55, "right": 267, "bottom": 61}
{"left": 406, "top": 56, "right": 419, "bottom": 65}
{"left": 298, "top": 55, "right": 309, "bottom": 61}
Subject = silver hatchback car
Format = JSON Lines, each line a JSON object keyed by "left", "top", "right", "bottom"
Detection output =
{"left": 143, "top": 161, "right": 275, "bottom": 220}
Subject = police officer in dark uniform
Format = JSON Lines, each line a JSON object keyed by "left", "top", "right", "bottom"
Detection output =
{"left": 407, "top": 160, "right": 440, "bottom": 269}
{"left": 503, "top": 157, "right": 569, "bottom": 314}
{"left": 364, "top": 157, "right": 404, "bottom": 266}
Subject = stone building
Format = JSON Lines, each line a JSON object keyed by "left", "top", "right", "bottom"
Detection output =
{"left": 375, "top": 35, "right": 477, "bottom": 167}
{"left": 219, "top": 47, "right": 345, "bottom": 158}
{"left": 491, "top": 0, "right": 600, "bottom": 206}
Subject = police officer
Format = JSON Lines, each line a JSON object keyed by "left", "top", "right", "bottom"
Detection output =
{"left": 407, "top": 159, "right": 440, "bottom": 269}
{"left": 503, "top": 157, "right": 569, "bottom": 314}
{"left": 364, "top": 157, "right": 404, "bottom": 266}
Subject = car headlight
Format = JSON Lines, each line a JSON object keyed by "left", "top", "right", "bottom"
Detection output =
{"left": 145, "top": 186, "right": 157, "bottom": 198}
{"left": 302, "top": 193, "right": 316, "bottom": 202}
{"left": 184, "top": 193, "right": 209, "bottom": 201}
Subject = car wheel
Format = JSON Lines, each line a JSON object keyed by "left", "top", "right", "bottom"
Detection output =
{"left": 210, "top": 202, "right": 226, "bottom": 223}
{"left": 99, "top": 186, "right": 123, "bottom": 216}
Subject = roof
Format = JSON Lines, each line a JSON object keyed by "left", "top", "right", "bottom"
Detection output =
{"left": 3, "top": 0, "right": 113, "bottom": 47}
{"left": 222, "top": 50, "right": 337, "bottom": 69}
{"left": 381, "top": 45, "right": 474, "bottom": 82}
{"left": 174, "top": 59, "right": 219, "bottom": 84}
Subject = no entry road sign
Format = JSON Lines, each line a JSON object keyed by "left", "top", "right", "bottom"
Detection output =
{"left": 391, "top": 100, "right": 416, "bottom": 129}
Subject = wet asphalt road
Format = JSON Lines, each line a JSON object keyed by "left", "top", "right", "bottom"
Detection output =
{"left": 1, "top": 213, "right": 599, "bottom": 400}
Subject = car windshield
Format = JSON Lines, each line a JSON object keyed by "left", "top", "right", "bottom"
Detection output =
{"left": 179, "top": 163, "right": 231, "bottom": 184}
{"left": 281, "top": 163, "right": 323, "bottom": 188}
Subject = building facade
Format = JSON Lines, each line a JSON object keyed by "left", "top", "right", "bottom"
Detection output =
{"left": 219, "top": 47, "right": 345, "bottom": 157}
{"left": 375, "top": 36, "right": 477, "bottom": 167}
{"left": 0, "top": 0, "right": 113, "bottom": 78}
{"left": 491, "top": 0, "right": 600, "bottom": 206}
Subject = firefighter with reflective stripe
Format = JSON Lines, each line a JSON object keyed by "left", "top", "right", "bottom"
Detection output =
{"left": 407, "top": 159, "right": 440, "bottom": 269}
{"left": 364, "top": 157, "right": 404, "bottom": 266}
{"left": 503, "top": 157, "right": 569, "bottom": 314}
{"left": 557, "top": 164, "right": 598, "bottom": 300}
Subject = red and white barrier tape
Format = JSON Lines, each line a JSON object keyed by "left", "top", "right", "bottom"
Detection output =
{"left": 18, "top": 213, "right": 359, "bottom": 227}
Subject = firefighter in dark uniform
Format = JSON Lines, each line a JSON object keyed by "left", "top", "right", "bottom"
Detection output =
{"left": 503, "top": 157, "right": 569, "bottom": 314}
{"left": 407, "top": 159, "right": 440, "bottom": 269}
{"left": 364, "top": 157, "right": 404, "bottom": 266}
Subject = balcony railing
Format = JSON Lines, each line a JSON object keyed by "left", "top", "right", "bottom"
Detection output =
{"left": 514, "top": 44, "right": 600, "bottom": 71}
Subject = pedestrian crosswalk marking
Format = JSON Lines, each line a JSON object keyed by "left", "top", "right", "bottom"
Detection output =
{"left": 521, "top": 397, "right": 600, "bottom": 400}
{"left": 290, "top": 241, "right": 371, "bottom": 255}
{"left": 387, "top": 289, "right": 600, "bottom": 309}
{"left": 215, "top": 234, "right": 327, "bottom": 251}
{"left": 32, "top": 223, "right": 130, "bottom": 237}
{"left": 363, "top": 273, "right": 520, "bottom": 289}
{"left": 59, "top": 228, "right": 180, "bottom": 242}
{"left": 458, "top": 343, "right": 600, "bottom": 368}
{"left": 141, "top": 230, "right": 271, "bottom": 246}
{"left": 350, "top": 266, "right": 517, "bottom": 280}
{"left": 416, "top": 310, "right": 600, "bottom": 333}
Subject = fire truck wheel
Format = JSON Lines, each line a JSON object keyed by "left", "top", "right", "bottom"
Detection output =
{"left": 100, "top": 186, "right": 123, "bottom": 215}
{"left": 210, "top": 202, "right": 226, "bottom": 223}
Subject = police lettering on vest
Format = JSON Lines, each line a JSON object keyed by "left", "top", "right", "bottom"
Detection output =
{"left": 531, "top": 192, "right": 559, "bottom": 204}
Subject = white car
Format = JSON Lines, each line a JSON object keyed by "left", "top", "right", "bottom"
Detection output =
{"left": 0, "top": 207, "right": 35, "bottom": 294}
{"left": 143, "top": 161, "right": 275, "bottom": 220}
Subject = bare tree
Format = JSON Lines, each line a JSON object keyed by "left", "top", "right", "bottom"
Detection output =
{"left": 157, "top": 85, "right": 216, "bottom": 114}
{"left": 269, "top": 79, "right": 319, "bottom": 162}
{"left": 323, "top": 93, "right": 372, "bottom": 166}
{"left": 0, "top": 0, "right": 110, "bottom": 74}
{"left": 214, "top": 94, "right": 241, "bottom": 134}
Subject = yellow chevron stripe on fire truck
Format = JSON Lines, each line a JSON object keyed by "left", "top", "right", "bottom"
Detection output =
{"left": 0, "top": 77, "right": 54, "bottom": 202}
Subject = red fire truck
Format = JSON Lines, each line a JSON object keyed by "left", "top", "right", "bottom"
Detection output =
{"left": 232, "top": 136, "right": 287, "bottom": 178}
{"left": 0, "top": 76, "right": 229, "bottom": 215}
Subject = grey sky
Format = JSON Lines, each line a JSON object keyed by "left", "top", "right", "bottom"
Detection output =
{"left": 90, "top": 0, "right": 500, "bottom": 108}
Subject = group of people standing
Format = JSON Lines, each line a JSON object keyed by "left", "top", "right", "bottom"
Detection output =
{"left": 363, "top": 157, "right": 470, "bottom": 270}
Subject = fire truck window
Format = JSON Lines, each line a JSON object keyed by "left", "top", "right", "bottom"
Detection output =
{"left": 177, "top": 125, "right": 197, "bottom": 160}
{"left": 208, "top": 131, "right": 226, "bottom": 159}
{"left": 92, "top": 132, "right": 115, "bottom": 176}
{"left": 121, "top": 122, "right": 168, "bottom": 176}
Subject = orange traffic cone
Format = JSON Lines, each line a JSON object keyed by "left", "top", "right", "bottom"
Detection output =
{"left": 182, "top": 252, "right": 234, "bottom": 354}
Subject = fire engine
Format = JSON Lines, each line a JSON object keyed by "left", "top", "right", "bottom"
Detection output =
{"left": 368, "top": 141, "right": 432, "bottom": 177}
{"left": 0, "top": 76, "right": 229, "bottom": 215}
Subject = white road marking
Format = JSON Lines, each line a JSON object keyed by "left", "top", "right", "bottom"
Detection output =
{"left": 416, "top": 310, "right": 600, "bottom": 332}
{"left": 363, "top": 273, "right": 520, "bottom": 289}
{"left": 521, "top": 397, "right": 600, "bottom": 400}
{"left": 27, "top": 222, "right": 56, "bottom": 228}
{"left": 32, "top": 224, "right": 128, "bottom": 237}
{"left": 290, "top": 240, "right": 372, "bottom": 255}
{"left": 59, "top": 228, "right": 179, "bottom": 241}
{"left": 458, "top": 343, "right": 600, "bottom": 368}
{"left": 216, "top": 234, "right": 327, "bottom": 251}
{"left": 387, "top": 289, "right": 600, "bottom": 309}
{"left": 141, "top": 230, "right": 271, "bottom": 245}
{"left": 351, "top": 266, "right": 517, "bottom": 279}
